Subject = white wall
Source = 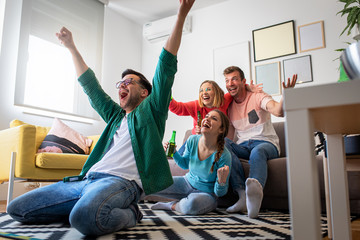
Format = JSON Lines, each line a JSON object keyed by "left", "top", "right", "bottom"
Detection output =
{"left": 141, "top": 0, "right": 353, "bottom": 145}
{"left": 101, "top": 6, "right": 143, "bottom": 106}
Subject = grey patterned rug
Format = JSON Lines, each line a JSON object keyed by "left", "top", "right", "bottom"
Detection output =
{"left": 0, "top": 203, "right": 329, "bottom": 240}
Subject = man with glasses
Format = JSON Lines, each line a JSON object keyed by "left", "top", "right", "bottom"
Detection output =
{"left": 7, "top": 0, "right": 195, "bottom": 236}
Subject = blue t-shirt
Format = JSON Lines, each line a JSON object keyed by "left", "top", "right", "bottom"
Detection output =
{"left": 173, "top": 135, "right": 231, "bottom": 197}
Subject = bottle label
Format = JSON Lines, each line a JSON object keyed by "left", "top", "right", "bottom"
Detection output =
{"left": 167, "top": 143, "right": 176, "bottom": 157}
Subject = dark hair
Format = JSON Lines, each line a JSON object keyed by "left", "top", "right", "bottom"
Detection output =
{"left": 122, "top": 69, "right": 152, "bottom": 95}
{"left": 210, "top": 109, "right": 230, "bottom": 173}
{"left": 223, "top": 66, "right": 245, "bottom": 80}
{"left": 198, "top": 80, "right": 224, "bottom": 108}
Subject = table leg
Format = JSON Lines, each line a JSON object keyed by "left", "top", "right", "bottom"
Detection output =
{"left": 285, "top": 109, "right": 322, "bottom": 239}
{"left": 6, "top": 152, "right": 16, "bottom": 209}
{"left": 322, "top": 154, "right": 332, "bottom": 239}
{"left": 326, "top": 134, "right": 352, "bottom": 239}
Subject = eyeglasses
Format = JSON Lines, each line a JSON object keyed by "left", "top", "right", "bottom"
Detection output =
{"left": 199, "top": 87, "right": 212, "bottom": 93}
{"left": 116, "top": 78, "right": 142, "bottom": 89}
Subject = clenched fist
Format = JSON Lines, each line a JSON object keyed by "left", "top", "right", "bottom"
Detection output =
{"left": 217, "top": 165, "right": 229, "bottom": 185}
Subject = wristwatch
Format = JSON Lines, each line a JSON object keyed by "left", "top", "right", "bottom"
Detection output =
{"left": 218, "top": 182, "right": 226, "bottom": 187}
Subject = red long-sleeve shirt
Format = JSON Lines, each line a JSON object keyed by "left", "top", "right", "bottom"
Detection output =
{"left": 169, "top": 93, "right": 233, "bottom": 134}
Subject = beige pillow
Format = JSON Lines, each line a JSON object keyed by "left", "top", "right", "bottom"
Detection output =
{"left": 37, "top": 118, "right": 93, "bottom": 154}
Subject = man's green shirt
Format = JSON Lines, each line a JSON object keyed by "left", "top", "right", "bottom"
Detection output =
{"left": 64, "top": 48, "right": 177, "bottom": 195}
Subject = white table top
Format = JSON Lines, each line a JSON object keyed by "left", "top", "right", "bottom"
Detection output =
{"left": 284, "top": 80, "right": 360, "bottom": 134}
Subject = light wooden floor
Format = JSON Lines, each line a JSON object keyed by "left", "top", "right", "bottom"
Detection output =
{"left": 0, "top": 200, "right": 359, "bottom": 239}
{"left": 0, "top": 201, "right": 6, "bottom": 213}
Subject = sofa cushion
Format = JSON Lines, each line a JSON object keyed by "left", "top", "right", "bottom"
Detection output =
{"left": 38, "top": 118, "right": 93, "bottom": 154}
{"left": 35, "top": 153, "right": 87, "bottom": 169}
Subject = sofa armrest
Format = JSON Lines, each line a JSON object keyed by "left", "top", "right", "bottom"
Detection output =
{"left": 0, "top": 124, "right": 37, "bottom": 182}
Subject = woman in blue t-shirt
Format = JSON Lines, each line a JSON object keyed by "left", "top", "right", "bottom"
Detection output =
{"left": 151, "top": 109, "right": 232, "bottom": 215}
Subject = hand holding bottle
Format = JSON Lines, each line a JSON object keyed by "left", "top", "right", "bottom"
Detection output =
{"left": 195, "top": 125, "right": 201, "bottom": 135}
{"left": 163, "top": 141, "right": 177, "bottom": 152}
{"left": 165, "top": 131, "right": 177, "bottom": 157}
{"left": 195, "top": 111, "right": 202, "bottom": 134}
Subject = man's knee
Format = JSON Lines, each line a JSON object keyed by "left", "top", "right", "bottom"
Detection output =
{"left": 7, "top": 200, "right": 26, "bottom": 223}
{"left": 225, "top": 137, "right": 233, "bottom": 149}
{"left": 251, "top": 146, "right": 276, "bottom": 160}
{"left": 69, "top": 207, "right": 98, "bottom": 235}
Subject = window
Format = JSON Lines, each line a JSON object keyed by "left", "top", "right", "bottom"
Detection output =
{"left": 24, "top": 35, "right": 76, "bottom": 113}
{"left": 15, "top": 0, "right": 104, "bottom": 120}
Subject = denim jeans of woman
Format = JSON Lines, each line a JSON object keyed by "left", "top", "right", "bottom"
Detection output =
{"left": 225, "top": 138, "right": 279, "bottom": 191}
{"left": 151, "top": 176, "right": 217, "bottom": 215}
{"left": 6, "top": 172, "right": 142, "bottom": 236}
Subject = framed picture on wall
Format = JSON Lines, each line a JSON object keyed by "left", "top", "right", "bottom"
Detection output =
{"left": 252, "top": 20, "right": 296, "bottom": 62}
{"left": 213, "top": 41, "right": 251, "bottom": 90}
{"left": 255, "top": 61, "right": 281, "bottom": 96}
{"left": 298, "top": 21, "right": 325, "bottom": 52}
{"left": 283, "top": 55, "right": 313, "bottom": 84}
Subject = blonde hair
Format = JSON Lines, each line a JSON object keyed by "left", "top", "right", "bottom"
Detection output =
{"left": 198, "top": 80, "right": 224, "bottom": 108}
{"left": 209, "top": 109, "right": 230, "bottom": 173}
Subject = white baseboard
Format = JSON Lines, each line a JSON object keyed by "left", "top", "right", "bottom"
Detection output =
{"left": 0, "top": 182, "right": 38, "bottom": 200}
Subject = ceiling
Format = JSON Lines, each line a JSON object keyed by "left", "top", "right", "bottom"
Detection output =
{"left": 106, "top": 0, "right": 229, "bottom": 25}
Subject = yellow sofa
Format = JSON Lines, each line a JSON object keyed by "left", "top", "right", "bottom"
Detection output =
{"left": 0, "top": 120, "right": 99, "bottom": 202}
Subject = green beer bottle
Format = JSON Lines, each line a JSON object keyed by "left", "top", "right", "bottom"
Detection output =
{"left": 166, "top": 130, "right": 176, "bottom": 158}
{"left": 197, "top": 110, "right": 202, "bottom": 127}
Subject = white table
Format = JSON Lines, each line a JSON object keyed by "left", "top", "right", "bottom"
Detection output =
{"left": 284, "top": 80, "right": 360, "bottom": 239}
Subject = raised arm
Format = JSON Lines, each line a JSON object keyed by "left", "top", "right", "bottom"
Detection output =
{"left": 266, "top": 74, "right": 297, "bottom": 117}
{"left": 56, "top": 27, "right": 88, "bottom": 77}
{"left": 164, "top": 0, "right": 195, "bottom": 55}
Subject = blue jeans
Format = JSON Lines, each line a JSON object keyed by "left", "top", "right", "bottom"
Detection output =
{"left": 225, "top": 138, "right": 279, "bottom": 191}
{"left": 7, "top": 172, "right": 142, "bottom": 236}
{"left": 151, "top": 176, "right": 217, "bottom": 215}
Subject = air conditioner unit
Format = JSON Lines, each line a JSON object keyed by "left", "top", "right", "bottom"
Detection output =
{"left": 143, "top": 15, "right": 192, "bottom": 43}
